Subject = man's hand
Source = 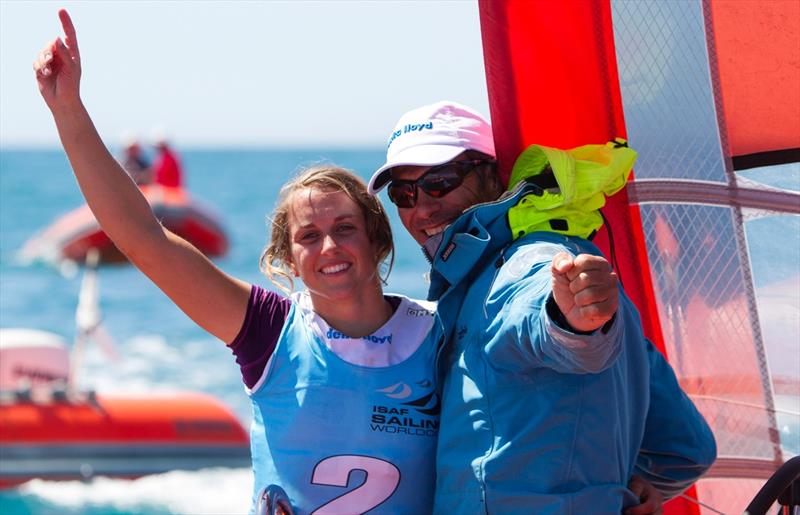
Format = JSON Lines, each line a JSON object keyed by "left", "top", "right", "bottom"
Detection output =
{"left": 33, "top": 9, "right": 82, "bottom": 111}
{"left": 551, "top": 252, "right": 618, "bottom": 332}
{"left": 625, "top": 475, "right": 664, "bottom": 515}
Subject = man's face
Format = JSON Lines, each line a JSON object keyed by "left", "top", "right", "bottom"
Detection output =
{"left": 390, "top": 158, "right": 491, "bottom": 245}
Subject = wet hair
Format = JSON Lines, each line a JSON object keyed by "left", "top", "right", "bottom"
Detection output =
{"left": 259, "top": 165, "right": 395, "bottom": 294}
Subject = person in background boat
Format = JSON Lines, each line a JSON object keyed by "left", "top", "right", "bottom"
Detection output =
{"left": 369, "top": 101, "right": 717, "bottom": 514}
{"left": 120, "top": 136, "right": 152, "bottom": 186}
{"left": 152, "top": 135, "right": 184, "bottom": 189}
{"left": 34, "top": 10, "right": 441, "bottom": 514}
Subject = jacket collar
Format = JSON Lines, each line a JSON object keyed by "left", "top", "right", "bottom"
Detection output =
{"left": 424, "top": 181, "right": 537, "bottom": 301}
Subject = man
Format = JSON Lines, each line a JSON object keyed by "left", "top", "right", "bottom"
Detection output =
{"left": 152, "top": 135, "right": 184, "bottom": 189}
{"left": 120, "top": 137, "right": 152, "bottom": 185}
{"left": 369, "top": 101, "right": 716, "bottom": 513}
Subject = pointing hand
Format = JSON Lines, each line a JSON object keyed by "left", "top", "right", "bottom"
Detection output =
{"left": 33, "top": 9, "right": 82, "bottom": 110}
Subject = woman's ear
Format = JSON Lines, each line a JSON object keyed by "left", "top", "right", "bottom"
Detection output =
{"left": 288, "top": 261, "right": 299, "bottom": 277}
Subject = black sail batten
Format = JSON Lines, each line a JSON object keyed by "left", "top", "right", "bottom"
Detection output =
{"left": 732, "top": 148, "right": 800, "bottom": 171}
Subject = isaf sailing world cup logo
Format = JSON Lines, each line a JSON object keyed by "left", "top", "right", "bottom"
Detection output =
{"left": 371, "top": 379, "right": 440, "bottom": 437}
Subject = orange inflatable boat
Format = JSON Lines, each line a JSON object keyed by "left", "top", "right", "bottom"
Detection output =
{"left": 0, "top": 329, "right": 250, "bottom": 488}
{"left": 20, "top": 184, "right": 229, "bottom": 265}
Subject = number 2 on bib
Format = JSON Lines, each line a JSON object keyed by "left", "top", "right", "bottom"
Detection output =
{"left": 311, "top": 455, "right": 400, "bottom": 514}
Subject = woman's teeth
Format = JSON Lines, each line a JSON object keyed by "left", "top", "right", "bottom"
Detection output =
{"left": 321, "top": 263, "right": 350, "bottom": 274}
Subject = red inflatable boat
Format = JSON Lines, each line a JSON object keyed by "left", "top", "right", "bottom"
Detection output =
{"left": 20, "top": 185, "right": 229, "bottom": 265}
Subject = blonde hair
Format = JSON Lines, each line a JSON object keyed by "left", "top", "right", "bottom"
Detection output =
{"left": 259, "top": 165, "right": 395, "bottom": 294}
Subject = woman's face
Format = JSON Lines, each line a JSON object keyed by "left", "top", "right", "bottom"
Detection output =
{"left": 287, "top": 186, "right": 381, "bottom": 304}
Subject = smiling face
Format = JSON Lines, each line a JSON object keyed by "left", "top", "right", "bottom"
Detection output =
{"left": 286, "top": 186, "right": 382, "bottom": 304}
{"left": 391, "top": 156, "right": 499, "bottom": 245}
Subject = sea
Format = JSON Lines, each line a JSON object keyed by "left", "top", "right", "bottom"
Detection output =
{"left": 0, "top": 148, "right": 431, "bottom": 515}
{"left": 0, "top": 149, "right": 798, "bottom": 514}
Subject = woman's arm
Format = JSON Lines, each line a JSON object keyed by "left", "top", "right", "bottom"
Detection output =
{"left": 34, "top": 10, "right": 250, "bottom": 344}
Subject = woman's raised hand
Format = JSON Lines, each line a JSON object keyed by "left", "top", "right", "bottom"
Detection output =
{"left": 30, "top": 8, "right": 252, "bottom": 346}
{"left": 33, "top": 9, "right": 82, "bottom": 110}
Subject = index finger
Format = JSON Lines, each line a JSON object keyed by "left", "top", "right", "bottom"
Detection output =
{"left": 58, "top": 9, "right": 80, "bottom": 62}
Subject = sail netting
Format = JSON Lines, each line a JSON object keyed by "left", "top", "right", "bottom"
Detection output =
{"left": 611, "top": 0, "right": 799, "bottom": 511}
{"left": 479, "top": 0, "right": 799, "bottom": 513}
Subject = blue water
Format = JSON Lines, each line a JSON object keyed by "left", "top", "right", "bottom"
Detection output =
{"left": 0, "top": 148, "right": 431, "bottom": 515}
{"left": 0, "top": 150, "right": 797, "bottom": 514}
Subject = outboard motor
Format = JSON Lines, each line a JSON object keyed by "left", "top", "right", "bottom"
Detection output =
{"left": 0, "top": 328, "right": 70, "bottom": 391}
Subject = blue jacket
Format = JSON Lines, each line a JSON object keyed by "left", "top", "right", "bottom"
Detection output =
{"left": 426, "top": 182, "right": 716, "bottom": 514}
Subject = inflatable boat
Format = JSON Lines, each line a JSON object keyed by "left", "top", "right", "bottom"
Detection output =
{"left": 0, "top": 328, "right": 250, "bottom": 489}
{"left": 20, "top": 184, "right": 229, "bottom": 265}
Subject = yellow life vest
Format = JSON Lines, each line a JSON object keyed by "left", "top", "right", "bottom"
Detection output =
{"left": 506, "top": 138, "right": 637, "bottom": 240}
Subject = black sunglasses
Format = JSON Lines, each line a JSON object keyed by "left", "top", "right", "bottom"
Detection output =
{"left": 387, "top": 159, "right": 495, "bottom": 208}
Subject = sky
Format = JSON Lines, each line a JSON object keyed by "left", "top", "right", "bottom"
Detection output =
{"left": 0, "top": 0, "right": 488, "bottom": 148}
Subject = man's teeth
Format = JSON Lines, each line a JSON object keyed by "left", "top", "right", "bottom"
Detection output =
{"left": 321, "top": 263, "right": 350, "bottom": 274}
{"left": 424, "top": 224, "right": 448, "bottom": 237}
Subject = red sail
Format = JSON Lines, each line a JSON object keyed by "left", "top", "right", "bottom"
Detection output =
{"left": 478, "top": 0, "right": 667, "bottom": 366}
{"left": 710, "top": 0, "right": 800, "bottom": 168}
{"left": 480, "top": 0, "right": 799, "bottom": 512}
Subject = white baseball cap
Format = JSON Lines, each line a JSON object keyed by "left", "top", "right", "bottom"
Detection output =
{"left": 368, "top": 101, "right": 496, "bottom": 194}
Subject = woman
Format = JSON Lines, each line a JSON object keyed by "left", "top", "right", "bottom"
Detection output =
{"left": 35, "top": 10, "right": 668, "bottom": 515}
{"left": 34, "top": 10, "right": 439, "bottom": 514}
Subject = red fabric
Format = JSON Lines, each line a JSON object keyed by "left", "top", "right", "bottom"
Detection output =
{"left": 478, "top": 0, "right": 664, "bottom": 352}
{"left": 478, "top": 2, "right": 698, "bottom": 513}
{"left": 710, "top": 0, "right": 800, "bottom": 158}
{"left": 154, "top": 146, "right": 183, "bottom": 188}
